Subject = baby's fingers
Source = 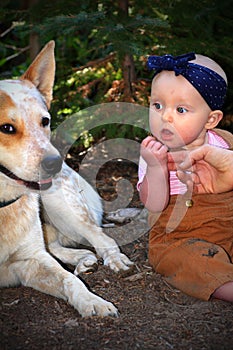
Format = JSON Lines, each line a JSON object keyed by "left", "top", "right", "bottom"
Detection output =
{"left": 152, "top": 143, "right": 168, "bottom": 154}
{"left": 141, "top": 136, "right": 156, "bottom": 148}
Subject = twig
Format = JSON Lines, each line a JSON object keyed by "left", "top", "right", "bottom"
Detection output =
{"left": 0, "top": 21, "right": 25, "bottom": 38}
{"left": 5, "top": 46, "right": 30, "bottom": 62}
{"left": 73, "top": 52, "right": 116, "bottom": 71}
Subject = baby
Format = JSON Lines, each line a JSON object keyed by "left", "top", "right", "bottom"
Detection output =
{"left": 138, "top": 52, "right": 233, "bottom": 301}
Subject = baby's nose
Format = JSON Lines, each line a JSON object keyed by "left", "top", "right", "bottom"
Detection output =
{"left": 161, "top": 109, "right": 173, "bottom": 123}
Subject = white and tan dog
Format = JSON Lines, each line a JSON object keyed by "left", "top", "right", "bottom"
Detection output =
{"left": 0, "top": 41, "right": 133, "bottom": 317}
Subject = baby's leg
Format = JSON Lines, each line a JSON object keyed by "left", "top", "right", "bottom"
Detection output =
{"left": 212, "top": 281, "right": 233, "bottom": 302}
{"left": 149, "top": 238, "right": 233, "bottom": 301}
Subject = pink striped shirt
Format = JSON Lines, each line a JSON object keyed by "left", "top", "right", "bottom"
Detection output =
{"left": 137, "top": 130, "right": 229, "bottom": 195}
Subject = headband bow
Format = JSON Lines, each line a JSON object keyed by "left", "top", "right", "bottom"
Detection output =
{"left": 147, "top": 52, "right": 227, "bottom": 110}
{"left": 147, "top": 52, "right": 195, "bottom": 76}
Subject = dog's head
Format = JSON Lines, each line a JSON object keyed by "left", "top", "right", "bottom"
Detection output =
{"left": 0, "top": 41, "right": 63, "bottom": 194}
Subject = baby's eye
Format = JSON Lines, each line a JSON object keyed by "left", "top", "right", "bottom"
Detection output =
{"left": 177, "top": 106, "right": 188, "bottom": 114}
{"left": 153, "top": 102, "right": 162, "bottom": 110}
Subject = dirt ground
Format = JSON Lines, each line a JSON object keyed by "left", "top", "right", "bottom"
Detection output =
{"left": 1, "top": 145, "right": 233, "bottom": 350}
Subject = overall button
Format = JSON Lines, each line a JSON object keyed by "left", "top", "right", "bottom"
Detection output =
{"left": 185, "top": 199, "right": 193, "bottom": 207}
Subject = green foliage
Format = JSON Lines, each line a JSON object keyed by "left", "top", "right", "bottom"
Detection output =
{"left": 88, "top": 123, "right": 148, "bottom": 143}
{"left": 70, "top": 124, "right": 148, "bottom": 152}
{"left": 51, "top": 61, "right": 122, "bottom": 128}
{"left": 0, "top": 19, "right": 28, "bottom": 75}
{"left": 158, "top": 0, "right": 233, "bottom": 116}
{"left": 35, "top": 0, "right": 169, "bottom": 134}
{"left": 35, "top": 3, "right": 168, "bottom": 69}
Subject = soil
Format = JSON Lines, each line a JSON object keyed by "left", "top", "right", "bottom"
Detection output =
{"left": 1, "top": 144, "right": 233, "bottom": 350}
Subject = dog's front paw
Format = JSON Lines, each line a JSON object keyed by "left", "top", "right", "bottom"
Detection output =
{"left": 78, "top": 292, "right": 119, "bottom": 318}
{"left": 74, "top": 254, "right": 98, "bottom": 275}
{"left": 104, "top": 252, "right": 134, "bottom": 273}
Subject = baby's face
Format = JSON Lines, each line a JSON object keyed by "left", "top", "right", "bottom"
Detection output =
{"left": 149, "top": 71, "right": 211, "bottom": 149}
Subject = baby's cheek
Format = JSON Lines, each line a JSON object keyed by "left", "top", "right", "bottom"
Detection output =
{"left": 149, "top": 115, "right": 159, "bottom": 136}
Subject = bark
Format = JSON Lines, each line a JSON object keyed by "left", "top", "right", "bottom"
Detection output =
{"left": 21, "top": 0, "right": 40, "bottom": 60}
{"left": 118, "top": 0, "right": 136, "bottom": 100}
{"left": 122, "top": 53, "right": 136, "bottom": 99}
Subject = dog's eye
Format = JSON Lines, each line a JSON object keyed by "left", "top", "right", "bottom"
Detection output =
{"left": 41, "top": 117, "right": 50, "bottom": 127}
{"left": 0, "top": 124, "right": 16, "bottom": 134}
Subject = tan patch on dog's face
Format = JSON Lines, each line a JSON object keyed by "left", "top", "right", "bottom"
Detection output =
{"left": 0, "top": 91, "right": 25, "bottom": 147}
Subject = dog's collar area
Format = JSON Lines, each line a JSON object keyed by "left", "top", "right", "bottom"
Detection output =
{"left": 0, "top": 196, "right": 22, "bottom": 208}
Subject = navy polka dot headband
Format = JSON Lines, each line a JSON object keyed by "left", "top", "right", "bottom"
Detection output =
{"left": 147, "top": 52, "right": 227, "bottom": 110}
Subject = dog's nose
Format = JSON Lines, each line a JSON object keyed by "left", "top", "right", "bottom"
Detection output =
{"left": 41, "top": 155, "right": 63, "bottom": 176}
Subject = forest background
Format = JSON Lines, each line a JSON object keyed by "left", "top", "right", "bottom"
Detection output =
{"left": 1, "top": 3, "right": 233, "bottom": 348}
{"left": 0, "top": 0, "right": 233, "bottom": 151}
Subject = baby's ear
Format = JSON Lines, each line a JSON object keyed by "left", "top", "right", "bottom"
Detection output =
{"left": 205, "top": 110, "right": 223, "bottom": 129}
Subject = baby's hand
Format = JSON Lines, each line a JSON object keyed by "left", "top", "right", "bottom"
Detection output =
{"left": 140, "top": 136, "right": 168, "bottom": 167}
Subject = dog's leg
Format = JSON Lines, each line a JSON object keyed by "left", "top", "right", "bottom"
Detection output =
{"left": 44, "top": 223, "right": 99, "bottom": 274}
{"left": 84, "top": 225, "right": 134, "bottom": 273}
{"left": 49, "top": 241, "right": 99, "bottom": 274}
{"left": 51, "top": 234, "right": 133, "bottom": 275}
{"left": 51, "top": 216, "right": 134, "bottom": 273}
{"left": 7, "top": 251, "right": 118, "bottom": 317}
{"left": 44, "top": 222, "right": 133, "bottom": 274}
{"left": 45, "top": 212, "right": 133, "bottom": 272}
{"left": 42, "top": 167, "right": 134, "bottom": 273}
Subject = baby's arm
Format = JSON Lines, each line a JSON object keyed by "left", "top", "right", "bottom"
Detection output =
{"left": 139, "top": 136, "right": 169, "bottom": 212}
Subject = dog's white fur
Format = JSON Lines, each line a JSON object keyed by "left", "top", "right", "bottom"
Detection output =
{"left": 0, "top": 41, "right": 133, "bottom": 317}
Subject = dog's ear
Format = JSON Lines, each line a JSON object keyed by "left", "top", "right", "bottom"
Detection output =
{"left": 20, "top": 41, "right": 55, "bottom": 109}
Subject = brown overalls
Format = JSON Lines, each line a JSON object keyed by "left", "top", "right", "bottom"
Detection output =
{"left": 148, "top": 129, "right": 233, "bottom": 300}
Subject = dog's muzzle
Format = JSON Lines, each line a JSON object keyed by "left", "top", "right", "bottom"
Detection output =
{"left": 0, "top": 155, "right": 63, "bottom": 192}
{"left": 41, "top": 155, "right": 63, "bottom": 177}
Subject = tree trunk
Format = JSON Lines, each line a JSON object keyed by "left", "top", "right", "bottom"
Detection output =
{"left": 118, "top": 0, "right": 136, "bottom": 101}
{"left": 29, "top": 31, "right": 40, "bottom": 61}
{"left": 21, "top": 0, "right": 40, "bottom": 60}
{"left": 122, "top": 53, "right": 136, "bottom": 100}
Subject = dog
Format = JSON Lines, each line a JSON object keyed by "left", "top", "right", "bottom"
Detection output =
{"left": 0, "top": 41, "right": 133, "bottom": 317}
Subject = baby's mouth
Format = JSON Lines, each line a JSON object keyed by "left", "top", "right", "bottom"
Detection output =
{"left": 160, "top": 128, "right": 174, "bottom": 140}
